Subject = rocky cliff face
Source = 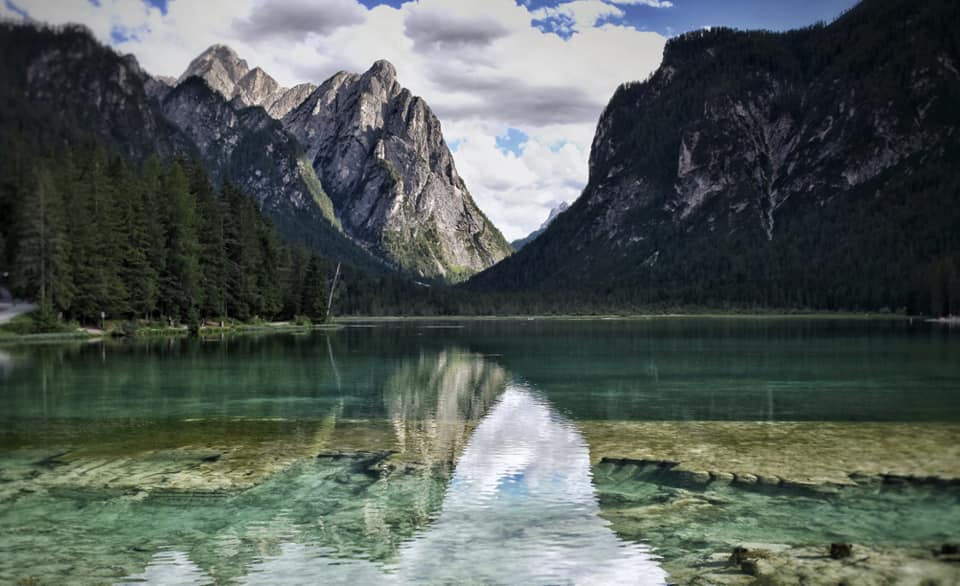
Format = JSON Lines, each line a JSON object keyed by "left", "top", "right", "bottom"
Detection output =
{"left": 470, "top": 0, "right": 960, "bottom": 312}
{"left": 160, "top": 76, "right": 382, "bottom": 269}
{"left": 2, "top": 25, "right": 508, "bottom": 282}
{"left": 172, "top": 46, "right": 509, "bottom": 280}
{"left": 283, "top": 60, "right": 512, "bottom": 279}
{"left": 2, "top": 23, "right": 188, "bottom": 161}
{"left": 178, "top": 45, "right": 316, "bottom": 119}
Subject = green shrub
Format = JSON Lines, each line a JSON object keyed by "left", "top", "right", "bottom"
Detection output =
{"left": 32, "top": 301, "right": 63, "bottom": 333}
{"left": 1, "top": 314, "right": 36, "bottom": 335}
{"left": 114, "top": 321, "right": 140, "bottom": 337}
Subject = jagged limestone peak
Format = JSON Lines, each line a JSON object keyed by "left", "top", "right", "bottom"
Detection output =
{"left": 366, "top": 59, "right": 397, "bottom": 82}
{"left": 178, "top": 44, "right": 250, "bottom": 99}
{"left": 282, "top": 59, "right": 512, "bottom": 280}
{"left": 234, "top": 66, "right": 282, "bottom": 107}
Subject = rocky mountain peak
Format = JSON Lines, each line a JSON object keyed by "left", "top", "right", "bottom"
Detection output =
{"left": 541, "top": 202, "right": 569, "bottom": 230}
{"left": 266, "top": 82, "right": 317, "bottom": 119}
{"left": 165, "top": 46, "right": 509, "bottom": 280}
{"left": 366, "top": 59, "right": 397, "bottom": 82}
{"left": 510, "top": 202, "right": 569, "bottom": 251}
{"left": 178, "top": 43, "right": 250, "bottom": 98}
{"left": 234, "top": 66, "right": 281, "bottom": 107}
{"left": 283, "top": 60, "right": 512, "bottom": 279}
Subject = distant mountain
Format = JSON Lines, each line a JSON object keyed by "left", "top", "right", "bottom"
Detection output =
{"left": 177, "top": 45, "right": 316, "bottom": 119}
{"left": 174, "top": 45, "right": 511, "bottom": 281}
{"left": 470, "top": 0, "right": 960, "bottom": 315}
{"left": 511, "top": 202, "right": 569, "bottom": 250}
{"left": 0, "top": 25, "right": 510, "bottom": 282}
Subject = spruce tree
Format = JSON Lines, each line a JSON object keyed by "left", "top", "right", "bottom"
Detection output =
{"left": 281, "top": 244, "right": 309, "bottom": 317}
{"left": 110, "top": 157, "right": 158, "bottom": 319}
{"left": 255, "top": 212, "right": 283, "bottom": 318}
{"left": 140, "top": 156, "right": 168, "bottom": 314}
{"left": 301, "top": 254, "right": 327, "bottom": 321}
{"left": 12, "top": 165, "right": 73, "bottom": 310}
{"left": 194, "top": 164, "right": 228, "bottom": 318}
{"left": 160, "top": 161, "right": 201, "bottom": 320}
{"left": 67, "top": 147, "right": 124, "bottom": 323}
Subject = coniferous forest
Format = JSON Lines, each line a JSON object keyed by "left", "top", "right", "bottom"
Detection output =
{"left": 1, "top": 144, "right": 337, "bottom": 328}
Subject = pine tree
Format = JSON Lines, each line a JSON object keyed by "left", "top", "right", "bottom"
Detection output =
{"left": 160, "top": 161, "right": 201, "bottom": 320}
{"left": 67, "top": 147, "right": 125, "bottom": 323}
{"left": 281, "top": 244, "right": 309, "bottom": 317}
{"left": 12, "top": 165, "right": 73, "bottom": 310}
{"left": 194, "top": 164, "right": 228, "bottom": 318}
{"left": 301, "top": 254, "right": 327, "bottom": 321}
{"left": 221, "top": 182, "right": 252, "bottom": 319}
{"left": 110, "top": 157, "right": 158, "bottom": 319}
{"left": 255, "top": 212, "right": 283, "bottom": 318}
{"left": 140, "top": 156, "right": 168, "bottom": 316}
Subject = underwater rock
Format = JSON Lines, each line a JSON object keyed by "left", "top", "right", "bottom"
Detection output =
{"left": 581, "top": 421, "right": 960, "bottom": 488}
{"left": 678, "top": 469, "right": 712, "bottom": 484}
{"left": 710, "top": 471, "right": 735, "bottom": 485}
{"left": 829, "top": 543, "right": 853, "bottom": 559}
{"left": 935, "top": 544, "right": 960, "bottom": 563}
{"left": 757, "top": 475, "right": 781, "bottom": 486}
{"left": 730, "top": 546, "right": 751, "bottom": 565}
{"left": 674, "top": 543, "right": 960, "bottom": 585}
{"left": 739, "top": 559, "right": 759, "bottom": 576}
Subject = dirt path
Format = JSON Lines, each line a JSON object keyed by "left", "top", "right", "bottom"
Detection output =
{"left": 0, "top": 302, "right": 37, "bottom": 324}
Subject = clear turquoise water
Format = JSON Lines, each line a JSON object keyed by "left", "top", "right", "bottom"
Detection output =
{"left": 0, "top": 318, "right": 958, "bottom": 584}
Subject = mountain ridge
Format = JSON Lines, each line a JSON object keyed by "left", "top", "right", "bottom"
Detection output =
{"left": 468, "top": 0, "right": 960, "bottom": 314}
{"left": 174, "top": 44, "right": 511, "bottom": 281}
{"left": 0, "top": 23, "right": 509, "bottom": 283}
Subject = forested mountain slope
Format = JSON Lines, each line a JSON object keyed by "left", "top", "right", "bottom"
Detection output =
{"left": 0, "top": 22, "right": 383, "bottom": 273}
{"left": 469, "top": 0, "right": 960, "bottom": 315}
{"left": 0, "top": 23, "right": 510, "bottom": 283}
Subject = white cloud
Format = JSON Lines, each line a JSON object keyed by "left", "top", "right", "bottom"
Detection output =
{"left": 447, "top": 120, "right": 590, "bottom": 241}
{"left": 532, "top": 0, "right": 624, "bottom": 32}
{"left": 12, "top": 0, "right": 666, "bottom": 241}
{"left": 609, "top": 0, "right": 674, "bottom": 7}
{"left": 233, "top": 0, "right": 366, "bottom": 41}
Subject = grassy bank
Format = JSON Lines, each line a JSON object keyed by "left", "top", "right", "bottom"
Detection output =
{"left": 0, "top": 311, "right": 338, "bottom": 344}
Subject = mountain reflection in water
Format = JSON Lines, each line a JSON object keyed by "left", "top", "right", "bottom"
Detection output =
{"left": 123, "top": 385, "right": 666, "bottom": 585}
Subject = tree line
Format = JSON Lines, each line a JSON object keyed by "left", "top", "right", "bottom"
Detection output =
{"left": 4, "top": 145, "right": 333, "bottom": 327}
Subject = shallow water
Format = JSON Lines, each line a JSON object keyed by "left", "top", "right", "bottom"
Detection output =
{"left": 0, "top": 318, "right": 958, "bottom": 584}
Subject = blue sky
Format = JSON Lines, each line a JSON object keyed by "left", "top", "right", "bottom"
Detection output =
{"left": 357, "top": 0, "right": 859, "bottom": 38}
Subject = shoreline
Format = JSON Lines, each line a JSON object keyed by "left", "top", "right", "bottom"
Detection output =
{"left": 0, "top": 310, "right": 931, "bottom": 345}
{"left": 0, "top": 321, "right": 340, "bottom": 345}
{"left": 336, "top": 312, "right": 914, "bottom": 322}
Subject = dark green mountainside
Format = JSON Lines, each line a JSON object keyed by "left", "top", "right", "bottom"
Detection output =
{"left": 469, "top": 0, "right": 960, "bottom": 315}
{"left": 0, "top": 23, "right": 480, "bottom": 320}
{"left": 0, "top": 22, "right": 388, "bottom": 275}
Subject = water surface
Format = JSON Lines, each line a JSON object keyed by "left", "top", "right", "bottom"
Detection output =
{"left": 1, "top": 318, "right": 958, "bottom": 584}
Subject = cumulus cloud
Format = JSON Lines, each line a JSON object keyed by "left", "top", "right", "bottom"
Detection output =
{"left": 10, "top": 0, "right": 666, "bottom": 240}
{"left": 610, "top": 0, "right": 674, "bottom": 6}
{"left": 404, "top": 10, "right": 509, "bottom": 52}
{"left": 427, "top": 66, "right": 601, "bottom": 127}
{"left": 232, "top": 0, "right": 365, "bottom": 42}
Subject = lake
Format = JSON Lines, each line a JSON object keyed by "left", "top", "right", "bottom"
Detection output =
{"left": 1, "top": 318, "right": 959, "bottom": 584}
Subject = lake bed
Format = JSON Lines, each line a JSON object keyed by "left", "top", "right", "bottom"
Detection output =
{"left": 1, "top": 318, "right": 958, "bottom": 584}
